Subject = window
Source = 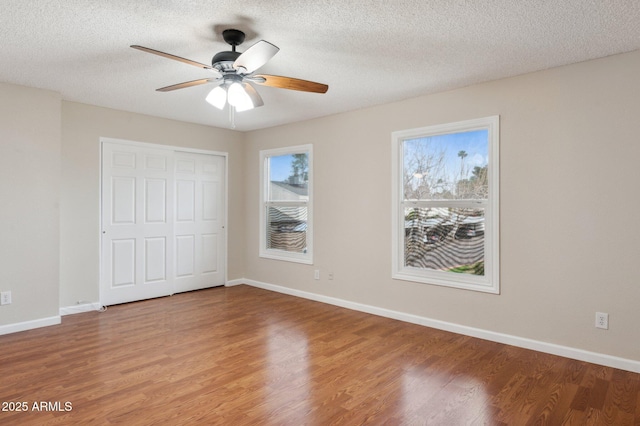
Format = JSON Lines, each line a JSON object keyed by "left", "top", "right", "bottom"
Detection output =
{"left": 392, "top": 116, "right": 499, "bottom": 293}
{"left": 260, "top": 145, "right": 313, "bottom": 264}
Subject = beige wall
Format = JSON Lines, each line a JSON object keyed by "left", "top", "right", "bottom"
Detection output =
{"left": 244, "top": 50, "right": 640, "bottom": 362}
{"left": 0, "top": 83, "right": 61, "bottom": 325}
{"left": 60, "top": 102, "right": 245, "bottom": 306}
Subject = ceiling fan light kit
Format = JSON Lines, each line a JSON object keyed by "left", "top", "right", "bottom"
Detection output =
{"left": 205, "top": 85, "right": 227, "bottom": 109}
{"left": 227, "top": 82, "right": 254, "bottom": 111}
{"left": 131, "top": 28, "right": 328, "bottom": 117}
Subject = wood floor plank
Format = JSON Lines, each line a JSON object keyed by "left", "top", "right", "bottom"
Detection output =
{"left": 0, "top": 285, "right": 638, "bottom": 425}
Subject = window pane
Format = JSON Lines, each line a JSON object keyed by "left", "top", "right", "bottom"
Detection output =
{"left": 404, "top": 207, "right": 484, "bottom": 275}
{"left": 268, "top": 154, "right": 309, "bottom": 201}
{"left": 267, "top": 206, "right": 307, "bottom": 253}
{"left": 403, "top": 130, "right": 488, "bottom": 201}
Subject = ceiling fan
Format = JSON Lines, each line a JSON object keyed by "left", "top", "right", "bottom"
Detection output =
{"left": 131, "top": 29, "right": 328, "bottom": 112}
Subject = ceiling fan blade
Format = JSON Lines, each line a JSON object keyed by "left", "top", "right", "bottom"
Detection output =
{"left": 252, "top": 74, "right": 328, "bottom": 93}
{"left": 243, "top": 83, "right": 264, "bottom": 108}
{"left": 233, "top": 40, "right": 279, "bottom": 74}
{"left": 131, "top": 45, "right": 221, "bottom": 76}
{"left": 157, "top": 78, "right": 220, "bottom": 92}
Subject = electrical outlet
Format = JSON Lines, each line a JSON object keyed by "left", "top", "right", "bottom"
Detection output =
{"left": 595, "top": 312, "right": 609, "bottom": 329}
{"left": 328, "top": 272, "right": 334, "bottom": 280}
{"left": 314, "top": 270, "right": 320, "bottom": 280}
{"left": 0, "top": 291, "right": 11, "bottom": 305}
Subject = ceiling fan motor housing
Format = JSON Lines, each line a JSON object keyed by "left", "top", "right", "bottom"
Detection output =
{"left": 213, "top": 29, "right": 246, "bottom": 71}
{"left": 211, "top": 51, "right": 242, "bottom": 71}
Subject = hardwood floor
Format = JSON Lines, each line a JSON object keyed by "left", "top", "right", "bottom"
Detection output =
{"left": 0, "top": 285, "right": 638, "bottom": 425}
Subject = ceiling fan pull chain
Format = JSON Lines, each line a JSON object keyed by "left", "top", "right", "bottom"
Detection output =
{"left": 229, "top": 104, "right": 236, "bottom": 129}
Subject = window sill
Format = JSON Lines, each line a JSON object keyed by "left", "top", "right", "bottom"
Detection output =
{"left": 259, "top": 251, "right": 313, "bottom": 265}
{"left": 392, "top": 270, "right": 499, "bottom": 294}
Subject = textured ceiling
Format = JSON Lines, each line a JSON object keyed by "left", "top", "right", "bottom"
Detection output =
{"left": 2, "top": 1, "right": 640, "bottom": 131}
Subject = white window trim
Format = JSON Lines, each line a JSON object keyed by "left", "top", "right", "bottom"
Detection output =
{"left": 391, "top": 116, "right": 500, "bottom": 294}
{"left": 259, "top": 144, "right": 313, "bottom": 264}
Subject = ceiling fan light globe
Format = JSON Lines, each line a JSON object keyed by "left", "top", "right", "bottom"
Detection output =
{"left": 228, "top": 82, "right": 254, "bottom": 111}
{"left": 206, "top": 86, "right": 227, "bottom": 109}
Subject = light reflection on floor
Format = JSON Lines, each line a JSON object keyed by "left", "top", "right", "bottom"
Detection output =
{"left": 264, "top": 319, "right": 312, "bottom": 420}
{"left": 401, "top": 366, "right": 494, "bottom": 424}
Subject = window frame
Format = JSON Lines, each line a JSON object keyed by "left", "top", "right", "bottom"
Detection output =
{"left": 259, "top": 144, "right": 313, "bottom": 264}
{"left": 391, "top": 116, "right": 500, "bottom": 293}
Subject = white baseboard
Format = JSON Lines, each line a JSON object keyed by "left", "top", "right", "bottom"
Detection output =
{"left": 60, "top": 302, "right": 102, "bottom": 316}
{"left": 225, "top": 279, "right": 245, "bottom": 287}
{"left": 239, "top": 278, "right": 640, "bottom": 374}
{"left": 0, "top": 316, "right": 61, "bottom": 336}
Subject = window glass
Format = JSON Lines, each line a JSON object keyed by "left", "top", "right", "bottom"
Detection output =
{"left": 404, "top": 207, "right": 485, "bottom": 275}
{"left": 403, "top": 130, "right": 488, "bottom": 201}
{"left": 268, "top": 154, "right": 309, "bottom": 201}
{"left": 267, "top": 205, "right": 308, "bottom": 253}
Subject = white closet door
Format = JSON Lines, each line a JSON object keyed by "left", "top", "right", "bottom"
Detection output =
{"left": 101, "top": 142, "right": 226, "bottom": 306}
{"left": 101, "top": 142, "right": 175, "bottom": 305}
{"left": 174, "top": 152, "right": 226, "bottom": 293}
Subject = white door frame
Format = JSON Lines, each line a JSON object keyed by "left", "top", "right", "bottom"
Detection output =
{"left": 99, "top": 137, "right": 229, "bottom": 305}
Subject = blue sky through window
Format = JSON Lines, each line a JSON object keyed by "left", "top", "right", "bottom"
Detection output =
{"left": 403, "top": 129, "right": 488, "bottom": 199}
{"left": 405, "top": 129, "right": 488, "bottom": 179}
{"left": 269, "top": 154, "right": 294, "bottom": 182}
{"left": 406, "top": 129, "right": 488, "bottom": 172}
